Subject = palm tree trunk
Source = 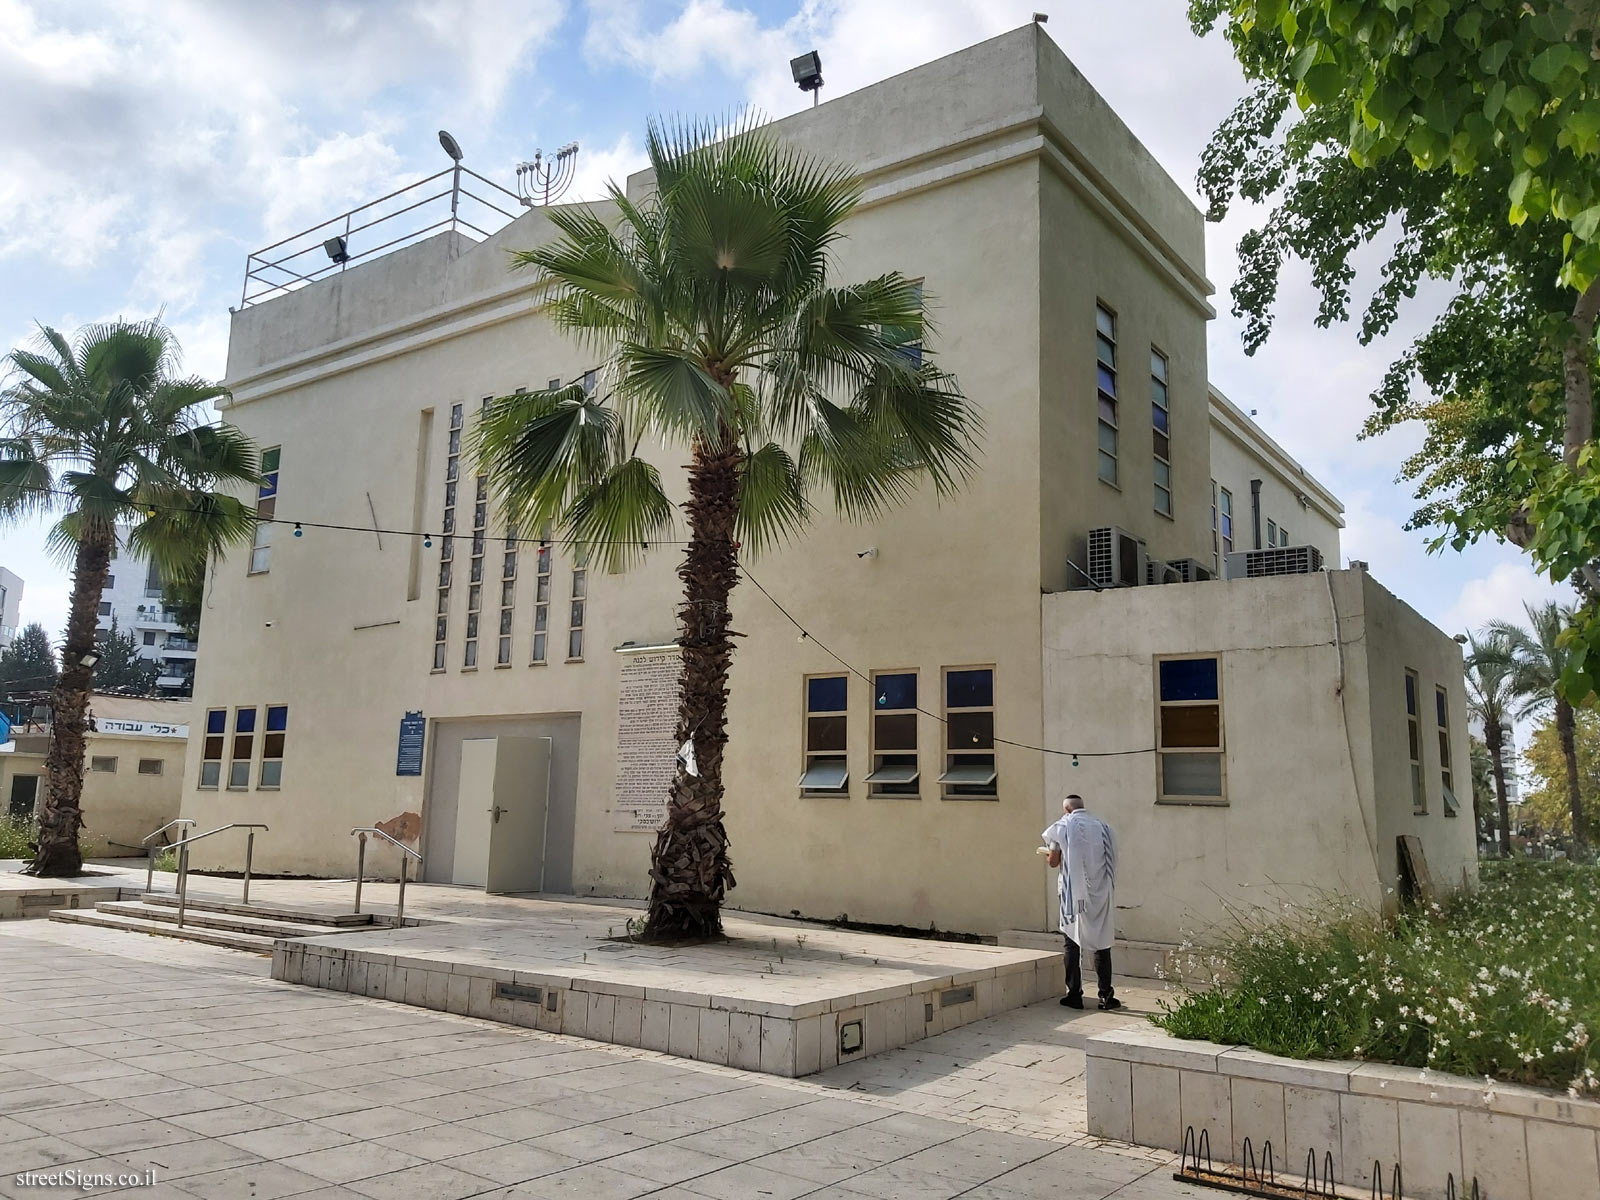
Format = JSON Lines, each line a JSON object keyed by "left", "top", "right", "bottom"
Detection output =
{"left": 644, "top": 431, "right": 740, "bottom": 940}
{"left": 1487, "top": 723, "right": 1513, "bottom": 858}
{"left": 24, "top": 530, "right": 113, "bottom": 877}
{"left": 1556, "top": 697, "right": 1586, "bottom": 853}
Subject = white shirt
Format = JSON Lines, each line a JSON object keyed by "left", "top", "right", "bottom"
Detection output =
{"left": 1042, "top": 810, "right": 1117, "bottom": 951}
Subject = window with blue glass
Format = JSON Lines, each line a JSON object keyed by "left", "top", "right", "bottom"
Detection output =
{"left": 230, "top": 707, "right": 257, "bottom": 789}
{"left": 1156, "top": 656, "right": 1224, "bottom": 801}
{"left": 1151, "top": 348, "right": 1171, "bottom": 516}
{"left": 868, "top": 672, "right": 919, "bottom": 797}
{"left": 940, "top": 667, "right": 997, "bottom": 799}
{"left": 200, "top": 708, "right": 225, "bottom": 788}
{"left": 1096, "top": 305, "right": 1118, "bottom": 485}
{"left": 248, "top": 447, "right": 280, "bottom": 574}
{"left": 801, "top": 675, "right": 848, "bottom": 794}
{"left": 260, "top": 705, "right": 288, "bottom": 788}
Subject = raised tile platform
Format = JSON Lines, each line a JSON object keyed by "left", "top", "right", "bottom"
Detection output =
{"left": 273, "top": 897, "right": 1062, "bottom": 1077}
{"left": 0, "top": 859, "right": 143, "bottom": 919}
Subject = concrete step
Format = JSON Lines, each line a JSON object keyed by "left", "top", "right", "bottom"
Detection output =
{"left": 48, "top": 908, "right": 277, "bottom": 954}
{"left": 135, "top": 893, "right": 376, "bottom": 928}
{"left": 93, "top": 900, "right": 343, "bottom": 940}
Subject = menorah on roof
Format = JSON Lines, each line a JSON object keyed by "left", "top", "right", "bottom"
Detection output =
{"left": 516, "top": 142, "right": 580, "bottom": 206}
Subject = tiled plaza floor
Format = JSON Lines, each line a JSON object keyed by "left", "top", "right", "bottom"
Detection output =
{"left": 0, "top": 919, "right": 1206, "bottom": 1199}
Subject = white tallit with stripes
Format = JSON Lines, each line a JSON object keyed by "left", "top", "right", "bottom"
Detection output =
{"left": 1042, "top": 809, "right": 1118, "bottom": 952}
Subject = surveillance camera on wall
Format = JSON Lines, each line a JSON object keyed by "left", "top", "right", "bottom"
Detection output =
{"left": 856, "top": 547, "right": 878, "bottom": 559}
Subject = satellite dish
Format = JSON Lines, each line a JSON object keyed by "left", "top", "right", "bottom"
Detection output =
{"left": 438, "top": 130, "right": 463, "bottom": 161}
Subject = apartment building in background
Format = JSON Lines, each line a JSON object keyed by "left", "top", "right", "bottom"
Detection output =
{"left": 178, "top": 26, "right": 1475, "bottom": 947}
{"left": 0, "top": 567, "right": 20, "bottom": 648}
{"left": 96, "top": 527, "right": 198, "bottom": 695}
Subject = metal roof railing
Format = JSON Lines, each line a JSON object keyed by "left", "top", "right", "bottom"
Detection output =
{"left": 240, "top": 162, "right": 524, "bottom": 309}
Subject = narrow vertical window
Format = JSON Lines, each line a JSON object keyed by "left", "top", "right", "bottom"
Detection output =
{"left": 1156, "top": 656, "right": 1225, "bottom": 802}
{"left": 940, "top": 668, "right": 997, "bottom": 799}
{"left": 1096, "top": 306, "right": 1118, "bottom": 486}
{"left": 867, "top": 672, "right": 919, "bottom": 797}
{"left": 1220, "top": 489, "right": 1234, "bottom": 556}
{"left": 800, "top": 675, "right": 849, "bottom": 794}
{"left": 464, "top": 473, "right": 487, "bottom": 668}
{"left": 1210, "top": 481, "right": 1220, "bottom": 574}
{"left": 1436, "top": 686, "right": 1456, "bottom": 816}
{"left": 567, "top": 545, "right": 588, "bottom": 660}
{"left": 888, "top": 279, "right": 924, "bottom": 367}
{"left": 1406, "top": 670, "right": 1425, "bottom": 813}
{"left": 230, "top": 707, "right": 257, "bottom": 789}
{"left": 1267, "top": 518, "right": 1278, "bottom": 546}
{"left": 200, "top": 709, "right": 225, "bottom": 788}
{"left": 531, "top": 527, "right": 552, "bottom": 663}
{"left": 498, "top": 524, "right": 517, "bottom": 666}
{"left": 248, "top": 447, "right": 280, "bottom": 574}
{"left": 433, "top": 404, "right": 462, "bottom": 670}
{"left": 1151, "top": 348, "right": 1171, "bottom": 516}
{"left": 1280, "top": 526, "right": 1291, "bottom": 547}
{"left": 260, "top": 705, "right": 287, "bottom": 788}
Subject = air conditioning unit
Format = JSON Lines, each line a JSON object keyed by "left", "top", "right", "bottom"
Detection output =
{"left": 1086, "top": 526, "right": 1146, "bottom": 588}
{"left": 1225, "top": 545, "right": 1324, "bottom": 578}
{"left": 1146, "top": 557, "right": 1214, "bottom": 584}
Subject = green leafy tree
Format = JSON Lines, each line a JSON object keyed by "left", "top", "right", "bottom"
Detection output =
{"left": 0, "top": 622, "right": 57, "bottom": 696}
{"left": 1465, "top": 631, "right": 1519, "bottom": 855}
{"left": 1520, "top": 706, "right": 1600, "bottom": 841}
{"left": 1192, "top": 0, "right": 1600, "bottom": 690}
{"left": 161, "top": 564, "right": 205, "bottom": 639}
{"left": 476, "top": 119, "right": 979, "bottom": 940}
{"left": 0, "top": 320, "right": 258, "bottom": 876}
{"left": 1468, "top": 733, "right": 1494, "bottom": 835}
{"left": 1490, "top": 599, "right": 1588, "bottom": 850}
{"left": 90, "top": 618, "right": 159, "bottom": 696}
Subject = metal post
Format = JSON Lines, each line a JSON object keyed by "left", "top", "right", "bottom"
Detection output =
{"left": 449, "top": 163, "right": 461, "bottom": 233}
{"left": 177, "top": 845, "right": 189, "bottom": 930}
{"left": 146, "top": 853, "right": 154, "bottom": 897}
{"left": 396, "top": 852, "right": 407, "bottom": 927}
{"left": 243, "top": 829, "right": 255, "bottom": 906}
{"left": 354, "top": 833, "right": 366, "bottom": 915}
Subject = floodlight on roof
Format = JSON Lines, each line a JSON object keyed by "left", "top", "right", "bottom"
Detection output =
{"left": 438, "top": 129, "right": 464, "bottom": 161}
{"left": 322, "top": 236, "right": 349, "bottom": 264}
{"left": 790, "top": 50, "right": 823, "bottom": 106}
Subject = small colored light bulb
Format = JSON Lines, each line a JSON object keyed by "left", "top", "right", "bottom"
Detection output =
{"left": 293, "top": 523, "right": 303, "bottom": 538}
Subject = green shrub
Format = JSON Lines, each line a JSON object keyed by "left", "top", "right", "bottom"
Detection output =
{"left": 1156, "top": 861, "right": 1599, "bottom": 1096}
{"left": 0, "top": 815, "right": 36, "bottom": 859}
{"left": 151, "top": 848, "right": 177, "bottom": 873}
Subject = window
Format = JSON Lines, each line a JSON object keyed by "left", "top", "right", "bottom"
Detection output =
{"left": 530, "top": 529, "right": 552, "bottom": 663}
{"left": 1267, "top": 518, "right": 1278, "bottom": 546}
{"left": 138, "top": 759, "right": 163, "bottom": 776}
{"left": 1279, "top": 526, "right": 1291, "bottom": 547}
{"left": 260, "top": 705, "right": 287, "bottom": 788}
{"left": 249, "top": 447, "right": 280, "bottom": 574}
{"left": 142, "top": 631, "right": 156, "bottom": 646}
{"left": 98, "top": 601, "right": 111, "bottom": 617}
{"left": 1220, "top": 489, "right": 1234, "bottom": 556}
{"left": 464, "top": 473, "right": 488, "bottom": 669}
{"left": 433, "top": 409, "right": 462, "bottom": 671}
{"left": 1151, "top": 348, "right": 1171, "bottom": 516}
{"left": 940, "top": 668, "right": 997, "bottom": 799}
{"left": 547, "top": 377, "right": 561, "bottom": 390}
{"left": 1157, "top": 656, "right": 1225, "bottom": 802}
{"left": 886, "top": 279, "right": 924, "bottom": 367}
{"left": 144, "top": 561, "right": 162, "bottom": 598}
{"left": 90, "top": 756, "right": 117, "bottom": 773}
{"left": 230, "top": 707, "right": 256, "bottom": 789}
{"left": 1406, "top": 671, "right": 1425, "bottom": 813}
{"left": 800, "top": 675, "right": 848, "bottom": 793}
{"left": 567, "top": 545, "right": 588, "bottom": 660}
{"left": 867, "top": 672, "right": 919, "bottom": 797}
{"left": 104, "top": 575, "right": 115, "bottom": 589}
{"left": 1210, "top": 481, "right": 1220, "bottom": 574}
{"left": 1436, "top": 686, "right": 1456, "bottom": 817}
{"left": 1095, "top": 306, "right": 1118, "bottom": 486}
{"left": 582, "top": 369, "right": 597, "bottom": 395}
{"left": 498, "top": 525, "right": 517, "bottom": 666}
{"left": 200, "top": 709, "right": 225, "bottom": 787}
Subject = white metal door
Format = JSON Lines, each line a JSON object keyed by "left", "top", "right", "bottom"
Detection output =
{"left": 486, "top": 736, "right": 552, "bottom": 894}
{"left": 450, "top": 738, "right": 497, "bottom": 887}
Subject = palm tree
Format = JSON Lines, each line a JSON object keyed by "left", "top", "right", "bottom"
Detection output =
{"left": 475, "top": 119, "right": 979, "bottom": 940}
{"left": 1465, "top": 631, "right": 1519, "bottom": 856}
{"left": 1491, "top": 600, "right": 1588, "bottom": 855}
{"left": 0, "top": 320, "right": 258, "bottom": 876}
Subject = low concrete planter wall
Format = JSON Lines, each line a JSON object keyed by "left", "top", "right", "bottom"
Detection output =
{"left": 1085, "top": 1025, "right": 1600, "bottom": 1200}
{"left": 275, "top": 939, "right": 1060, "bottom": 1078}
{"left": 0, "top": 885, "right": 123, "bottom": 919}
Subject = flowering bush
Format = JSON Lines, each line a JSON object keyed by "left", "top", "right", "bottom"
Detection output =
{"left": 0, "top": 815, "right": 35, "bottom": 859}
{"left": 1155, "top": 862, "right": 1599, "bottom": 1096}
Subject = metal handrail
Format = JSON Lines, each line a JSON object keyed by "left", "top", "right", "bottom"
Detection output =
{"left": 141, "top": 818, "right": 196, "bottom": 894}
{"left": 350, "top": 827, "right": 422, "bottom": 926}
{"left": 163, "top": 823, "right": 269, "bottom": 929}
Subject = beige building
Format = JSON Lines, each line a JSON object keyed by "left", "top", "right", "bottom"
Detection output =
{"left": 2, "top": 694, "right": 191, "bottom": 855}
{"left": 180, "top": 26, "right": 1474, "bottom": 944}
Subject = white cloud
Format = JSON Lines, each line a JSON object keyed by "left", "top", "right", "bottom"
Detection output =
{"left": 567, "top": 131, "right": 649, "bottom": 202}
{"left": 1440, "top": 562, "right": 1573, "bottom": 641}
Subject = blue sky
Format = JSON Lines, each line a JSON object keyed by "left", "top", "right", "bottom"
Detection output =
{"left": 0, "top": 0, "right": 1565, "bottom": 665}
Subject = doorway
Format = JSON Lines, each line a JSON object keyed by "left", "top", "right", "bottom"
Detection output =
{"left": 8, "top": 775, "right": 39, "bottom": 821}
{"left": 449, "top": 736, "right": 552, "bottom": 892}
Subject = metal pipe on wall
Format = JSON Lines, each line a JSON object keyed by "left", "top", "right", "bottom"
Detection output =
{"left": 1250, "top": 479, "right": 1263, "bottom": 550}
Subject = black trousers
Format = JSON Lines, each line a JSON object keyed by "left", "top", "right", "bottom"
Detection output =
{"left": 1065, "top": 935, "right": 1114, "bottom": 1001}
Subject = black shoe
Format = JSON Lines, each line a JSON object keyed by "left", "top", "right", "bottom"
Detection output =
{"left": 1060, "top": 995, "right": 1084, "bottom": 1009}
{"left": 1098, "top": 997, "right": 1122, "bottom": 1011}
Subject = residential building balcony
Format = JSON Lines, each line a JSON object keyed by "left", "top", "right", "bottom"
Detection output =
{"left": 133, "top": 607, "right": 182, "bottom": 631}
{"left": 162, "top": 637, "right": 199, "bottom": 655}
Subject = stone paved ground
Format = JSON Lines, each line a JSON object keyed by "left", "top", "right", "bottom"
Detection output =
{"left": 0, "top": 920, "right": 1208, "bottom": 1200}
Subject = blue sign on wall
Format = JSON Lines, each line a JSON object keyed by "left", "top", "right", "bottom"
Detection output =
{"left": 396, "top": 711, "right": 425, "bottom": 776}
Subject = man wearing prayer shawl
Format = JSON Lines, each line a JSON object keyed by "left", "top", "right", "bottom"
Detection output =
{"left": 1041, "top": 794, "right": 1120, "bottom": 1010}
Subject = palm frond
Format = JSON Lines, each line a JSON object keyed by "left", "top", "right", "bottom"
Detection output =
{"left": 126, "top": 490, "right": 256, "bottom": 583}
{"left": 0, "top": 439, "right": 54, "bottom": 519}
{"left": 472, "top": 385, "right": 618, "bottom": 535}
{"left": 736, "top": 442, "right": 807, "bottom": 555}
{"left": 616, "top": 345, "right": 730, "bottom": 442}
{"left": 564, "top": 456, "right": 675, "bottom": 573}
